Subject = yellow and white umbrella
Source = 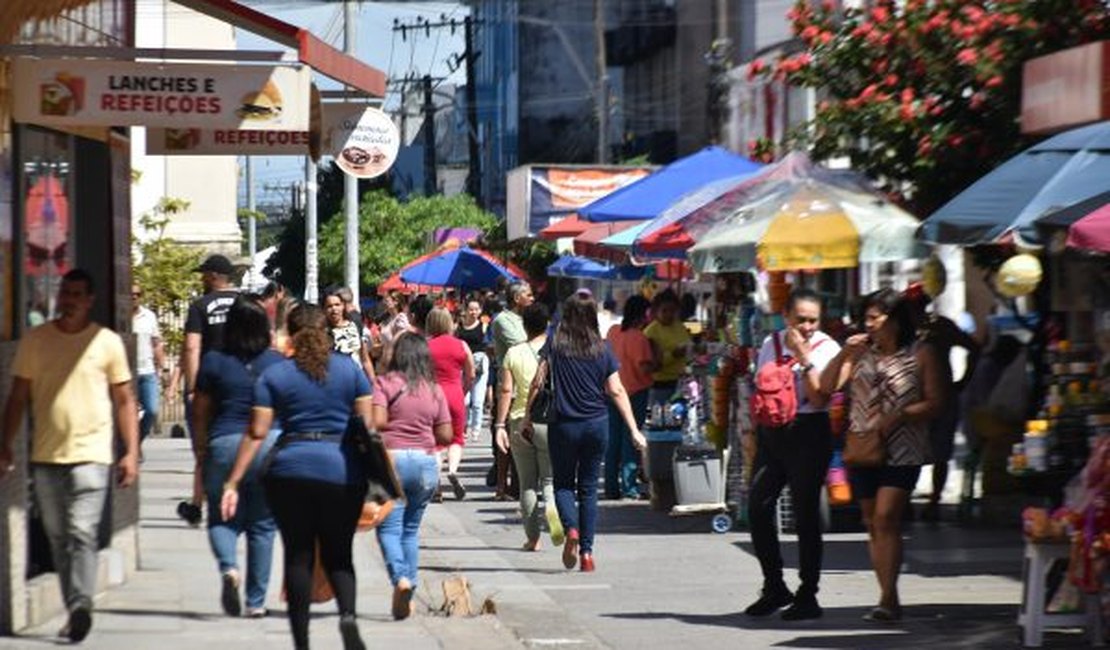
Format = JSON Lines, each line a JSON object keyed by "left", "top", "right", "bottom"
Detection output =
{"left": 688, "top": 179, "right": 923, "bottom": 273}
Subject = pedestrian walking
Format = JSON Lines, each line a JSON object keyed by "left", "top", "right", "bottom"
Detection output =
{"left": 490, "top": 283, "right": 533, "bottom": 499}
{"left": 132, "top": 284, "right": 166, "bottom": 443}
{"left": 220, "top": 304, "right": 372, "bottom": 650}
{"left": 426, "top": 307, "right": 475, "bottom": 499}
{"left": 522, "top": 292, "right": 646, "bottom": 572}
{"left": 0, "top": 269, "right": 140, "bottom": 643}
{"left": 182, "top": 254, "right": 239, "bottom": 432}
{"left": 191, "top": 296, "right": 284, "bottom": 618}
{"left": 904, "top": 286, "right": 980, "bottom": 521}
{"left": 821, "top": 289, "right": 942, "bottom": 622}
{"left": 495, "top": 303, "right": 563, "bottom": 551}
{"left": 324, "top": 286, "right": 376, "bottom": 380}
{"left": 643, "top": 289, "right": 691, "bottom": 405}
{"left": 605, "top": 295, "right": 655, "bottom": 500}
{"left": 372, "top": 333, "right": 454, "bottom": 620}
{"left": 458, "top": 298, "right": 490, "bottom": 442}
{"left": 744, "top": 289, "right": 841, "bottom": 621}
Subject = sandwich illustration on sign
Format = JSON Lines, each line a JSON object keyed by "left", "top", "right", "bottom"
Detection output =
{"left": 40, "top": 72, "right": 85, "bottom": 117}
{"left": 163, "top": 128, "right": 202, "bottom": 151}
{"left": 236, "top": 79, "right": 283, "bottom": 122}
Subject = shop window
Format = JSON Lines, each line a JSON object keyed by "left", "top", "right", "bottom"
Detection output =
{"left": 15, "top": 125, "right": 75, "bottom": 333}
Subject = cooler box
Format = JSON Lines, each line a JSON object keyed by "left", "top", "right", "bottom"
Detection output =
{"left": 645, "top": 428, "right": 683, "bottom": 480}
{"left": 674, "top": 445, "right": 722, "bottom": 506}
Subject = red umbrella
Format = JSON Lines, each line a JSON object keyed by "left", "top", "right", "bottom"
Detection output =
{"left": 538, "top": 215, "right": 591, "bottom": 240}
{"left": 572, "top": 220, "right": 643, "bottom": 263}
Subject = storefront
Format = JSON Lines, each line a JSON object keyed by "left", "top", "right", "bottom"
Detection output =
{"left": 0, "top": 0, "right": 385, "bottom": 634}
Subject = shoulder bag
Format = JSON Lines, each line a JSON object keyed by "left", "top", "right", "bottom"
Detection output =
{"left": 528, "top": 344, "right": 555, "bottom": 425}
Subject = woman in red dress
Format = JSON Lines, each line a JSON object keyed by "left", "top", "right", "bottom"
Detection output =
{"left": 425, "top": 307, "right": 475, "bottom": 500}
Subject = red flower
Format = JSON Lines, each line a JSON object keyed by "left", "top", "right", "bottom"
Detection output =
{"left": 957, "top": 48, "right": 978, "bottom": 66}
{"left": 819, "top": 31, "right": 834, "bottom": 44}
{"left": 747, "top": 58, "right": 766, "bottom": 80}
{"left": 871, "top": 6, "right": 890, "bottom": 23}
{"left": 917, "top": 135, "right": 934, "bottom": 157}
{"left": 985, "top": 75, "right": 1004, "bottom": 89}
{"left": 969, "top": 92, "right": 986, "bottom": 111}
{"left": 852, "top": 21, "right": 874, "bottom": 38}
{"left": 899, "top": 104, "right": 916, "bottom": 122}
{"left": 883, "top": 74, "right": 899, "bottom": 87}
{"left": 861, "top": 84, "right": 880, "bottom": 100}
{"left": 801, "top": 25, "right": 821, "bottom": 41}
{"left": 900, "top": 88, "right": 915, "bottom": 103}
{"left": 962, "top": 6, "right": 986, "bottom": 23}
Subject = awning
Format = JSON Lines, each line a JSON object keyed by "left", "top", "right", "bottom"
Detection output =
{"left": 170, "top": 0, "right": 385, "bottom": 97}
{"left": 2, "top": 0, "right": 98, "bottom": 43}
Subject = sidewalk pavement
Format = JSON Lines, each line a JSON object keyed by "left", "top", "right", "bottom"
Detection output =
{"left": 0, "top": 439, "right": 524, "bottom": 650}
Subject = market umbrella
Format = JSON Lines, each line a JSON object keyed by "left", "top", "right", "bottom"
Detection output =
{"left": 579, "top": 146, "right": 763, "bottom": 222}
{"left": 399, "top": 247, "right": 522, "bottom": 291}
{"left": 688, "top": 180, "right": 922, "bottom": 273}
{"left": 1037, "top": 190, "right": 1110, "bottom": 253}
{"left": 631, "top": 152, "right": 862, "bottom": 260}
{"left": 572, "top": 220, "right": 644, "bottom": 263}
{"left": 920, "top": 120, "right": 1110, "bottom": 246}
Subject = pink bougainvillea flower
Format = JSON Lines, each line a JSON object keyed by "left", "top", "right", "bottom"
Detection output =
{"left": 985, "top": 75, "right": 1004, "bottom": 88}
{"left": 957, "top": 48, "right": 978, "bottom": 65}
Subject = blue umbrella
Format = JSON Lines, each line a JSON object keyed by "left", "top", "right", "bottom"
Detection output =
{"left": 400, "top": 247, "right": 516, "bottom": 290}
{"left": 920, "top": 121, "right": 1110, "bottom": 245}
{"left": 546, "top": 255, "right": 646, "bottom": 281}
{"left": 579, "top": 146, "right": 764, "bottom": 222}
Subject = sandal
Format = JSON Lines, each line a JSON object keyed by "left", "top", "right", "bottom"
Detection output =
{"left": 862, "top": 606, "right": 902, "bottom": 622}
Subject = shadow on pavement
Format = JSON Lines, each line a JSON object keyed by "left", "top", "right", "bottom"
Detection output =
{"left": 606, "top": 603, "right": 1092, "bottom": 648}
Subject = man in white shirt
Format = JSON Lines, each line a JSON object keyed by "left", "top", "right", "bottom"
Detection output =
{"left": 745, "top": 288, "right": 841, "bottom": 621}
{"left": 132, "top": 286, "right": 165, "bottom": 442}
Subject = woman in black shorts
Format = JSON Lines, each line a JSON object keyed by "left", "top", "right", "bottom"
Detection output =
{"left": 821, "top": 289, "right": 941, "bottom": 622}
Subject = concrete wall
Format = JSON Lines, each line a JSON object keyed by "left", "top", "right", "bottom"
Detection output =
{"left": 130, "top": 0, "right": 240, "bottom": 256}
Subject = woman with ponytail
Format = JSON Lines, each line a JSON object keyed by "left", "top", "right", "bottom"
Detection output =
{"left": 221, "top": 304, "right": 372, "bottom": 650}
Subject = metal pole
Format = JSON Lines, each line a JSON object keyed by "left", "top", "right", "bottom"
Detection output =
{"left": 246, "top": 156, "right": 256, "bottom": 290}
{"left": 344, "top": 0, "right": 360, "bottom": 305}
{"left": 423, "top": 74, "right": 438, "bottom": 195}
{"left": 594, "top": 0, "right": 608, "bottom": 164}
{"left": 305, "top": 157, "right": 318, "bottom": 304}
{"left": 464, "top": 16, "right": 481, "bottom": 202}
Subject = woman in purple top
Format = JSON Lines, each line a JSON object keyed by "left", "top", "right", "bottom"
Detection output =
{"left": 371, "top": 332, "right": 453, "bottom": 620}
{"left": 522, "top": 293, "right": 647, "bottom": 573}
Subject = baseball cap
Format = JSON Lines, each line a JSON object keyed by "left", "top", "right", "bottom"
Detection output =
{"left": 195, "top": 254, "right": 234, "bottom": 275}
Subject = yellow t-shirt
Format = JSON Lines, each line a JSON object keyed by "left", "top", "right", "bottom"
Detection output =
{"left": 643, "top": 320, "right": 691, "bottom": 383}
{"left": 502, "top": 339, "right": 541, "bottom": 421}
{"left": 12, "top": 323, "right": 132, "bottom": 464}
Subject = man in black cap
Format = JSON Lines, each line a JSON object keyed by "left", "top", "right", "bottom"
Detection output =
{"left": 181, "top": 255, "right": 238, "bottom": 417}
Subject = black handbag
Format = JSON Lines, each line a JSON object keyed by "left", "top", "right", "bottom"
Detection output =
{"left": 345, "top": 415, "right": 403, "bottom": 502}
{"left": 528, "top": 345, "right": 555, "bottom": 425}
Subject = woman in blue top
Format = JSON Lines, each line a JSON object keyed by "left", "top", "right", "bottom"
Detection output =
{"left": 522, "top": 292, "right": 646, "bottom": 573}
{"left": 221, "top": 304, "right": 372, "bottom": 650}
{"left": 192, "top": 296, "right": 284, "bottom": 618}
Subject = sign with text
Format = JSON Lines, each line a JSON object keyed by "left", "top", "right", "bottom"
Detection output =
{"left": 323, "top": 104, "right": 399, "bottom": 178}
{"left": 146, "top": 127, "right": 311, "bottom": 155}
{"left": 12, "top": 58, "right": 311, "bottom": 130}
{"left": 1022, "top": 41, "right": 1110, "bottom": 135}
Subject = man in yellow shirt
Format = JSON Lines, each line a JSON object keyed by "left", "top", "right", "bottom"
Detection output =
{"left": 643, "top": 289, "right": 691, "bottom": 404}
{"left": 0, "top": 269, "right": 139, "bottom": 643}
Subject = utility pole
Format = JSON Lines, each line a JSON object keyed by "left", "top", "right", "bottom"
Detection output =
{"left": 304, "top": 158, "right": 318, "bottom": 304}
{"left": 344, "top": 0, "right": 360, "bottom": 305}
{"left": 594, "top": 0, "right": 609, "bottom": 164}
{"left": 246, "top": 156, "right": 256, "bottom": 290}
{"left": 464, "top": 16, "right": 481, "bottom": 203}
{"left": 423, "top": 74, "right": 438, "bottom": 196}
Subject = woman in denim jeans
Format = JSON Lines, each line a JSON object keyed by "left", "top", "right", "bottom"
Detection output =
{"left": 521, "top": 293, "right": 647, "bottom": 572}
{"left": 192, "top": 297, "right": 285, "bottom": 618}
{"left": 372, "top": 333, "right": 454, "bottom": 619}
{"left": 458, "top": 298, "right": 490, "bottom": 442}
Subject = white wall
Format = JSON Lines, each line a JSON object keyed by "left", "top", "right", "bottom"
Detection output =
{"left": 130, "top": 0, "right": 240, "bottom": 255}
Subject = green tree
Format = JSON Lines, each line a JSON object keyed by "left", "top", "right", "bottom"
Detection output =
{"left": 317, "top": 190, "right": 498, "bottom": 288}
{"left": 132, "top": 197, "right": 203, "bottom": 355}
{"left": 752, "top": 0, "right": 1110, "bottom": 214}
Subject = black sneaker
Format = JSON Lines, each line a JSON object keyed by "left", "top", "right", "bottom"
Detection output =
{"left": 339, "top": 614, "right": 366, "bottom": 650}
{"left": 744, "top": 587, "right": 793, "bottom": 617}
{"left": 67, "top": 606, "right": 92, "bottom": 643}
{"left": 221, "top": 570, "right": 242, "bottom": 617}
{"left": 781, "top": 596, "right": 823, "bottom": 621}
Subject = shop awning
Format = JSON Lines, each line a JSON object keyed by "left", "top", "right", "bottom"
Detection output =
{"left": 169, "top": 0, "right": 385, "bottom": 97}
{"left": 2, "top": 0, "right": 97, "bottom": 43}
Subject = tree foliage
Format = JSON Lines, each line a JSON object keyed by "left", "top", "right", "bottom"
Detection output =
{"left": 752, "top": 0, "right": 1110, "bottom": 214}
{"left": 132, "top": 197, "right": 202, "bottom": 354}
{"left": 317, "top": 190, "right": 498, "bottom": 288}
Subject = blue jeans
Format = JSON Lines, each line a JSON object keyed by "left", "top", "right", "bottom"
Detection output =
{"left": 549, "top": 415, "right": 608, "bottom": 554}
{"left": 137, "top": 373, "right": 160, "bottom": 441}
{"left": 375, "top": 450, "right": 438, "bottom": 586}
{"left": 465, "top": 352, "right": 490, "bottom": 432}
{"left": 204, "top": 432, "right": 278, "bottom": 609}
{"left": 33, "top": 463, "right": 110, "bottom": 612}
{"left": 605, "top": 389, "right": 647, "bottom": 498}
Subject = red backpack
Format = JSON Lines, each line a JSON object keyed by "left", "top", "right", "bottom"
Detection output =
{"left": 751, "top": 333, "right": 798, "bottom": 429}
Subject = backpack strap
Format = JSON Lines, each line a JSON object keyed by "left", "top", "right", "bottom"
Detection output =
{"left": 772, "top": 331, "right": 785, "bottom": 364}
